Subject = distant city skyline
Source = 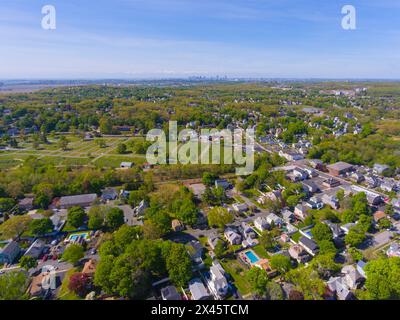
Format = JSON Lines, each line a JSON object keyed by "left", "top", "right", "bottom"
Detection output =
{"left": 1, "top": 0, "right": 400, "bottom": 79}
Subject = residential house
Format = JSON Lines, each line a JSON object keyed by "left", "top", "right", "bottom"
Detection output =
{"left": 366, "top": 193, "right": 383, "bottom": 206}
{"left": 120, "top": 162, "right": 133, "bottom": 168}
{"left": 253, "top": 216, "right": 270, "bottom": 232}
{"left": 322, "top": 178, "right": 341, "bottom": 188}
{"left": 308, "top": 159, "right": 325, "bottom": 171}
{"left": 288, "top": 244, "right": 311, "bottom": 264}
{"left": 365, "top": 175, "right": 379, "bottom": 188}
{"left": 323, "top": 221, "right": 344, "bottom": 239}
{"left": 304, "top": 167, "right": 318, "bottom": 178}
{"left": 302, "top": 180, "right": 319, "bottom": 195}
{"left": 189, "top": 279, "right": 211, "bottom": 300}
{"left": 24, "top": 239, "right": 46, "bottom": 259}
{"left": 373, "top": 211, "right": 387, "bottom": 224}
{"left": 18, "top": 197, "right": 34, "bottom": 211}
{"left": 282, "top": 209, "right": 295, "bottom": 223}
{"left": 82, "top": 259, "right": 97, "bottom": 277}
{"left": 187, "top": 240, "right": 204, "bottom": 266}
{"left": 306, "top": 196, "right": 323, "bottom": 210}
{"left": 241, "top": 222, "right": 256, "bottom": 239}
{"left": 133, "top": 200, "right": 148, "bottom": 216}
{"left": 257, "top": 190, "right": 282, "bottom": 205}
{"left": 172, "top": 219, "right": 184, "bottom": 232}
{"left": 28, "top": 272, "right": 59, "bottom": 298}
{"left": 59, "top": 194, "right": 97, "bottom": 209}
{"left": 224, "top": 229, "right": 242, "bottom": 245}
{"left": 298, "top": 236, "right": 319, "bottom": 256}
{"left": 391, "top": 198, "right": 400, "bottom": 213}
{"left": 356, "top": 260, "right": 367, "bottom": 279}
{"left": 215, "top": 179, "right": 230, "bottom": 190}
{"left": 266, "top": 213, "right": 284, "bottom": 226}
{"left": 188, "top": 183, "right": 206, "bottom": 199}
{"left": 101, "top": 188, "right": 118, "bottom": 201}
{"left": 293, "top": 167, "right": 308, "bottom": 181}
{"left": 351, "top": 172, "right": 365, "bottom": 184}
{"left": 161, "top": 286, "right": 182, "bottom": 300}
{"left": 373, "top": 163, "right": 390, "bottom": 175}
{"left": 232, "top": 203, "right": 248, "bottom": 213}
{"left": 380, "top": 181, "right": 398, "bottom": 193}
{"left": 321, "top": 194, "right": 340, "bottom": 210}
{"left": 279, "top": 150, "right": 304, "bottom": 161}
{"left": 387, "top": 243, "right": 400, "bottom": 258}
{"left": 207, "top": 261, "right": 229, "bottom": 299}
{"left": 208, "top": 234, "right": 222, "bottom": 250}
{"left": 327, "top": 277, "right": 353, "bottom": 300}
{"left": 341, "top": 265, "right": 364, "bottom": 290}
{"left": 356, "top": 260, "right": 367, "bottom": 278}
{"left": 0, "top": 240, "right": 20, "bottom": 264}
{"left": 340, "top": 223, "right": 356, "bottom": 235}
{"left": 294, "top": 204, "right": 310, "bottom": 221}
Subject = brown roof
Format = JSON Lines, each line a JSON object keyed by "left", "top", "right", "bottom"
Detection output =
{"left": 28, "top": 273, "right": 47, "bottom": 296}
{"left": 327, "top": 161, "right": 354, "bottom": 172}
{"left": 171, "top": 219, "right": 183, "bottom": 229}
{"left": 373, "top": 211, "right": 387, "bottom": 222}
{"left": 82, "top": 259, "right": 97, "bottom": 275}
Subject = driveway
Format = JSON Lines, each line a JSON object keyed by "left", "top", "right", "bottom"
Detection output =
{"left": 371, "top": 230, "right": 393, "bottom": 248}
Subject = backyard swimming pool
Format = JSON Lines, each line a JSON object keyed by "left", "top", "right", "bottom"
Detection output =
{"left": 245, "top": 250, "right": 260, "bottom": 264}
{"left": 68, "top": 232, "right": 90, "bottom": 242}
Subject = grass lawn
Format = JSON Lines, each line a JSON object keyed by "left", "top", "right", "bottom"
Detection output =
{"left": 291, "top": 231, "right": 301, "bottom": 243}
{"left": 198, "top": 235, "right": 208, "bottom": 248}
{"left": 252, "top": 244, "right": 269, "bottom": 259}
{"left": 93, "top": 155, "right": 146, "bottom": 168}
{"left": 61, "top": 223, "right": 79, "bottom": 233}
{"left": 220, "top": 258, "right": 251, "bottom": 296}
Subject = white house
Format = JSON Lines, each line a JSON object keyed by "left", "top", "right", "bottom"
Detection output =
{"left": 207, "top": 261, "right": 229, "bottom": 300}
{"left": 254, "top": 216, "right": 270, "bottom": 232}
{"left": 232, "top": 203, "right": 248, "bottom": 213}
{"left": 224, "top": 229, "right": 242, "bottom": 245}
{"left": 266, "top": 213, "right": 284, "bottom": 226}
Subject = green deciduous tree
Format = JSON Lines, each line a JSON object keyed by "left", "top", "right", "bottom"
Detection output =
{"left": 105, "top": 207, "right": 125, "bottom": 231}
{"left": 207, "top": 207, "right": 233, "bottom": 229}
{"left": 116, "top": 143, "right": 127, "bottom": 154}
{"left": 364, "top": 257, "right": 400, "bottom": 300}
{"left": 87, "top": 206, "right": 106, "bottom": 230}
{"left": 285, "top": 267, "right": 326, "bottom": 300}
{"left": 29, "top": 218, "right": 53, "bottom": 236}
{"left": 62, "top": 244, "right": 85, "bottom": 265}
{"left": 0, "top": 271, "right": 29, "bottom": 300}
{"left": 246, "top": 267, "right": 268, "bottom": 298}
{"left": 270, "top": 254, "right": 292, "bottom": 274}
{"left": 19, "top": 256, "right": 38, "bottom": 270}
{"left": 312, "top": 223, "right": 333, "bottom": 243}
{"left": 164, "top": 243, "right": 192, "bottom": 287}
{"left": 67, "top": 206, "right": 87, "bottom": 228}
{"left": 345, "top": 226, "right": 366, "bottom": 248}
{"left": 0, "top": 215, "right": 32, "bottom": 240}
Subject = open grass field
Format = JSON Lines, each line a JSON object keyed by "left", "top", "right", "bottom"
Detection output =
{"left": 0, "top": 135, "right": 148, "bottom": 169}
{"left": 0, "top": 134, "right": 243, "bottom": 170}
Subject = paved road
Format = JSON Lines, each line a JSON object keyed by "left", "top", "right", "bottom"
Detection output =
{"left": 371, "top": 230, "right": 393, "bottom": 248}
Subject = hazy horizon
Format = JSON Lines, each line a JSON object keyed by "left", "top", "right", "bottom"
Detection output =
{"left": 1, "top": 0, "right": 400, "bottom": 79}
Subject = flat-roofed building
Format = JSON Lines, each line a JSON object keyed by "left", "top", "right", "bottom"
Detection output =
{"left": 327, "top": 162, "right": 354, "bottom": 176}
{"left": 59, "top": 194, "right": 97, "bottom": 209}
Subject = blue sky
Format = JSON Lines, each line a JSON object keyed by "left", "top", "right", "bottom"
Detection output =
{"left": 1, "top": 0, "right": 400, "bottom": 79}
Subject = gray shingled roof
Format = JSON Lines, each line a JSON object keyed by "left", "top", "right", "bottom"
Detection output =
{"left": 59, "top": 194, "right": 97, "bottom": 207}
